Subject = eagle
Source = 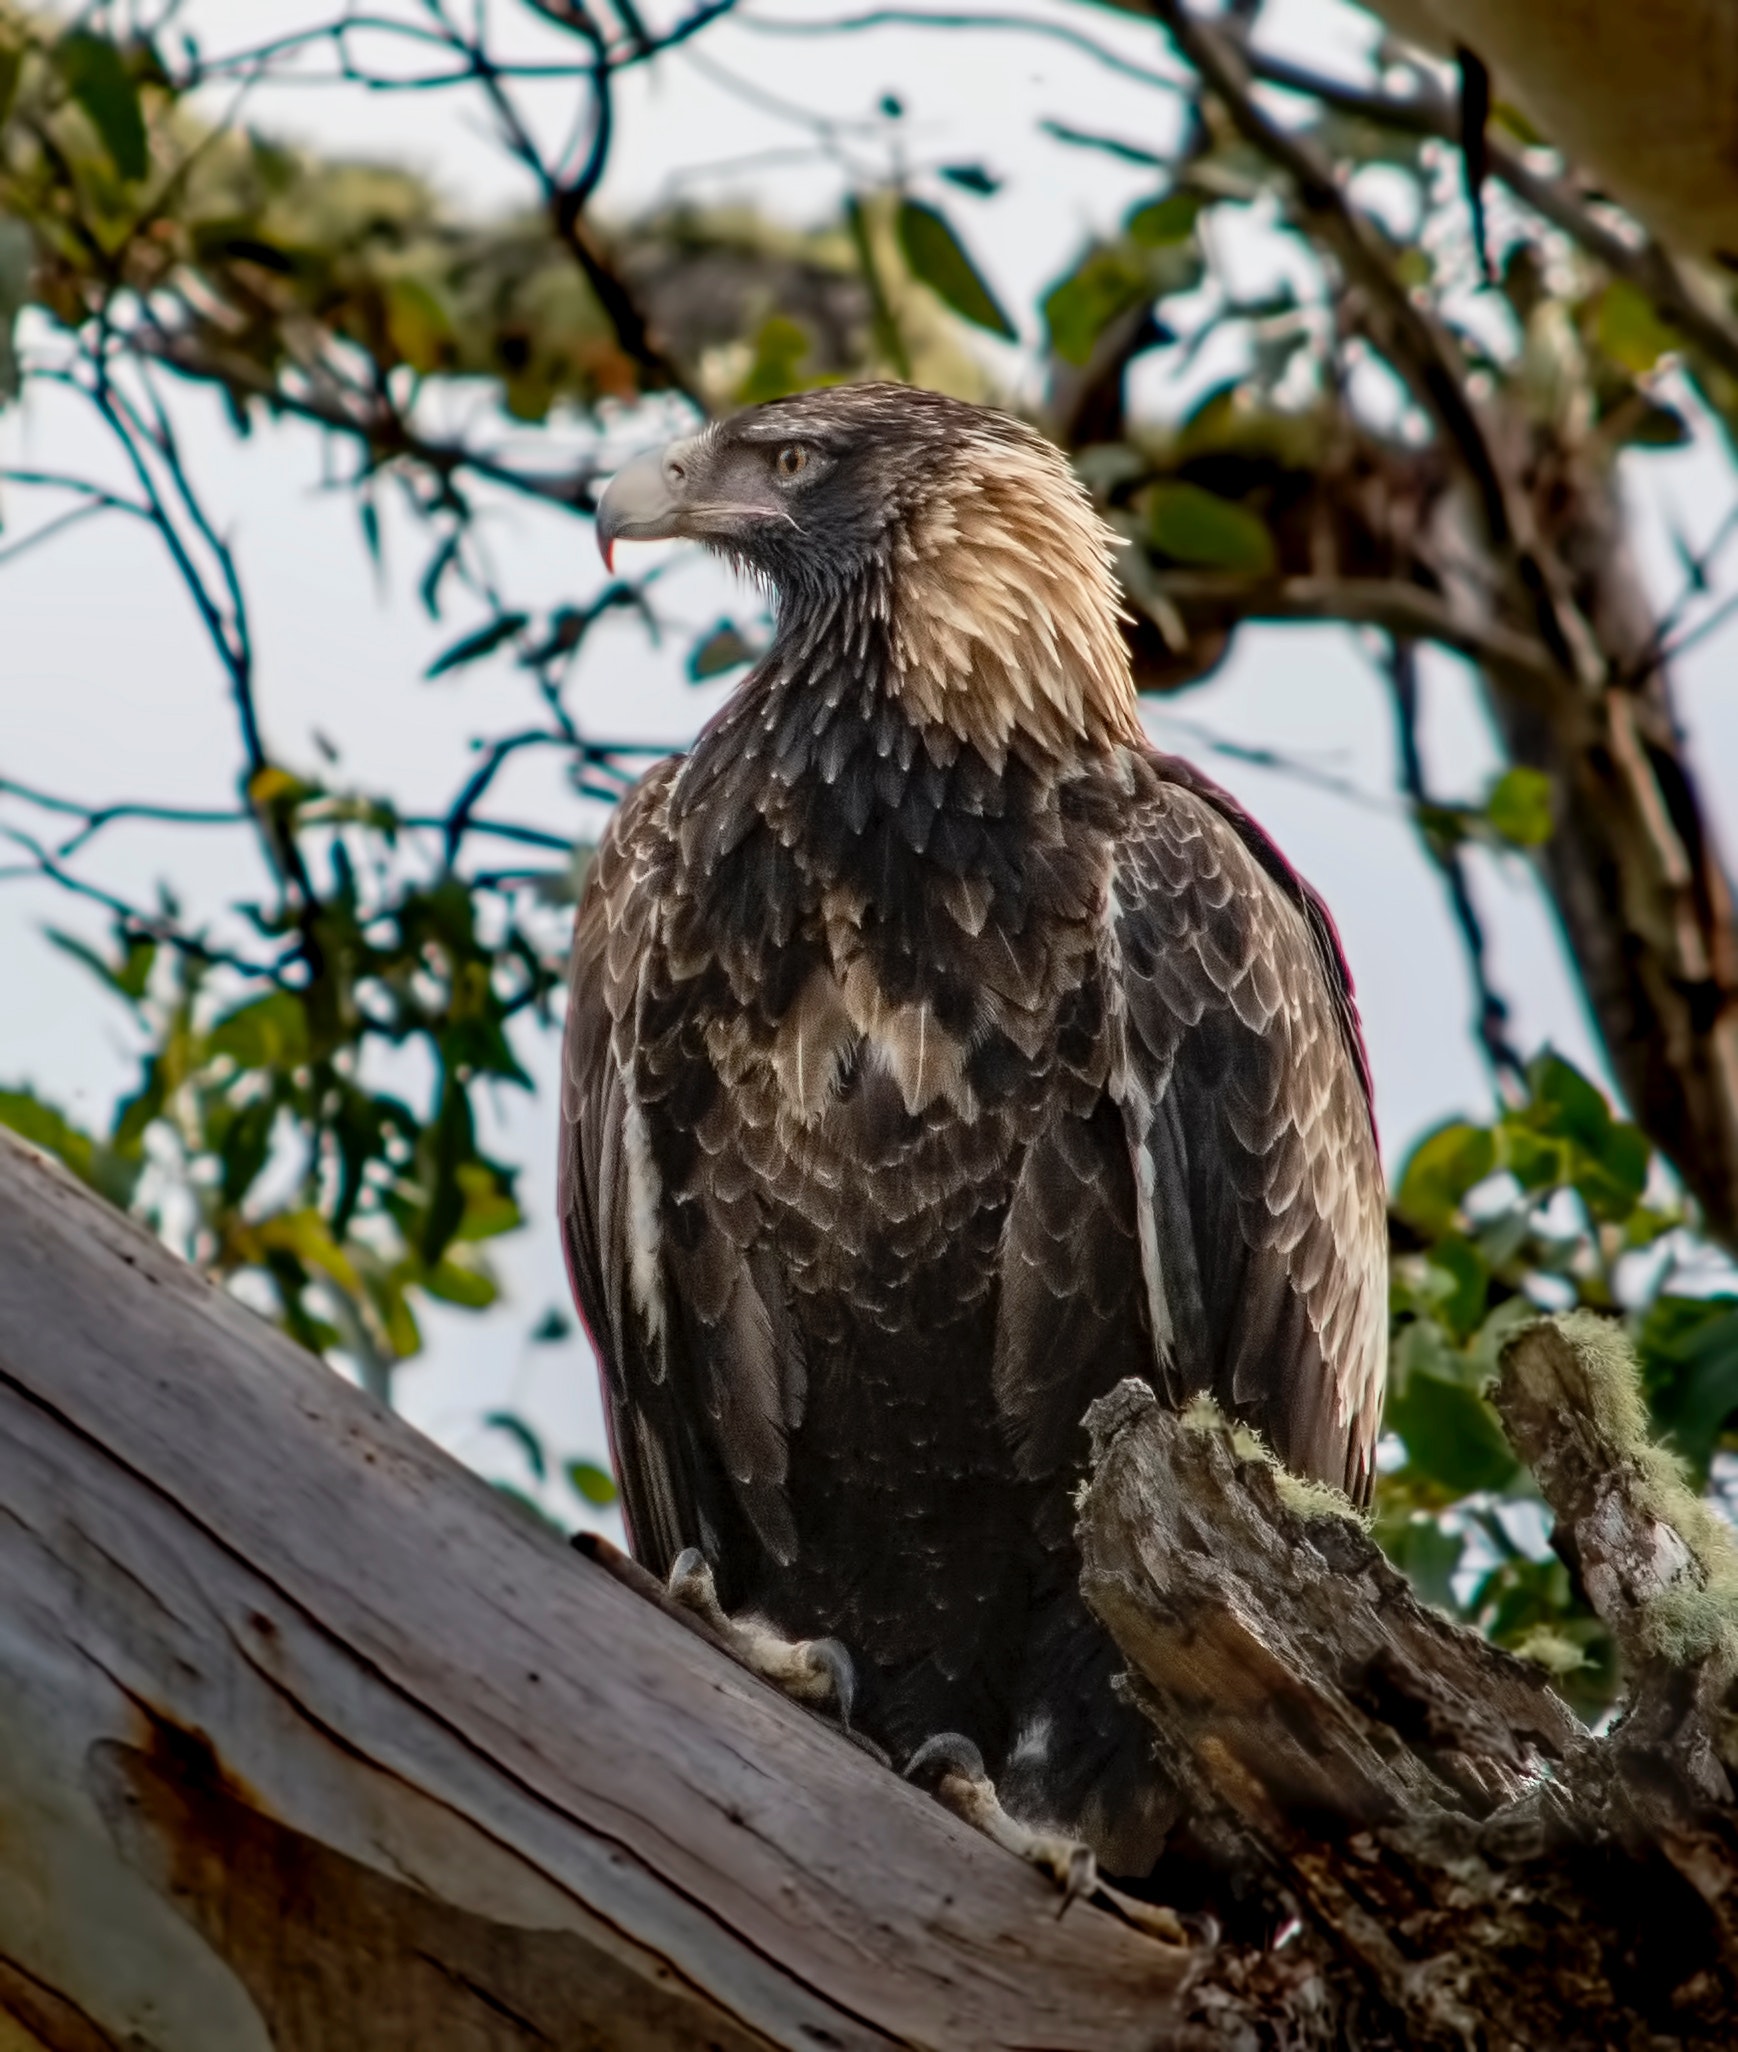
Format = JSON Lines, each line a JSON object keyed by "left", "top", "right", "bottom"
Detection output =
{"left": 561, "top": 383, "right": 1385, "bottom": 1889}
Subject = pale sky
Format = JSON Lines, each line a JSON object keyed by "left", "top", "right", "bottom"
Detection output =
{"left": 3, "top": 0, "right": 1736, "bottom": 1527}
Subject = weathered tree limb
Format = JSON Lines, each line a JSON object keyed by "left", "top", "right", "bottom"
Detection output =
{"left": 0, "top": 1127, "right": 1192, "bottom": 2052}
{"left": 12, "top": 1113, "right": 1738, "bottom": 2048}
{"left": 1496, "top": 1315, "right": 1738, "bottom": 1812}
{"left": 1077, "top": 1340, "right": 1738, "bottom": 2049}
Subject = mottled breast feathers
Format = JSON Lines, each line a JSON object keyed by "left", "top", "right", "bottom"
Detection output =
{"left": 558, "top": 714, "right": 1387, "bottom": 1613}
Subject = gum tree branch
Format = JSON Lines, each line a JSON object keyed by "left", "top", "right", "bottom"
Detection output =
{"left": 0, "top": 1128, "right": 1193, "bottom": 2052}
{"left": 1239, "top": 44, "right": 1738, "bottom": 389}
{"left": 1119, "top": 563, "right": 1560, "bottom": 691}
{"left": 1386, "top": 637, "right": 1527, "bottom": 1084}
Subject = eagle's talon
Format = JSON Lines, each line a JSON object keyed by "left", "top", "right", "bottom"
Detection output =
{"left": 1042, "top": 1837, "right": 1098, "bottom": 1909}
{"left": 906, "top": 1731, "right": 1098, "bottom": 1907}
{"left": 666, "top": 1548, "right": 856, "bottom": 1726}
{"left": 667, "top": 1546, "right": 722, "bottom": 1623}
{"left": 904, "top": 1730, "right": 987, "bottom": 1790}
{"left": 804, "top": 1635, "right": 856, "bottom": 1728}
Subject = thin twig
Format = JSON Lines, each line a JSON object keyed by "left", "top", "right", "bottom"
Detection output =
{"left": 447, "top": 1, "right": 701, "bottom": 405}
{"left": 0, "top": 774, "right": 587, "bottom": 860}
{"left": 1242, "top": 44, "right": 1738, "bottom": 391}
{"left": 0, "top": 825, "right": 283, "bottom": 980}
{"left": 1386, "top": 638, "right": 1526, "bottom": 1085}
{"left": 1143, "top": 1, "right": 1602, "bottom": 691}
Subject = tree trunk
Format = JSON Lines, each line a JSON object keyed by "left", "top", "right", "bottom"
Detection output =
{"left": 1491, "top": 436, "right": 1738, "bottom": 1242}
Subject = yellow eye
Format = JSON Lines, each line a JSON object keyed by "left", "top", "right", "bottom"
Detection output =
{"left": 775, "top": 444, "right": 808, "bottom": 478}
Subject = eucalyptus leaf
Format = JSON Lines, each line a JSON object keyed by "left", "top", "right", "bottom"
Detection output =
{"left": 55, "top": 31, "right": 148, "bottom": 183}
{"left": 208, "top": 990, "right": 310, "bottom": 1072}
{"left": 1144, "top": 480, "right": 1275, "bottom": 576}
{"left": 896, "top": 199, "right": 1015, "bottom": 339}
{"left": 566, "top": 1459, "right": 619, "bottom": 1508}
{"left": 1484, "top": 766, "right": 1553, "bottom": 848}
{"left": 484, "top": 1410, "right": 547, "bottom": 1481}
{"left": 1387, "top": 1370, "right": 1523, "bottom": 1496}
{"left": 425, "top": 613, "right": 527, "bottom": 679}
{"left": 689, "top": 621, "right": 761, "bottom": 680}
{"left": 0, "top": 217, "right": 30, "bottom": 401}
{"left": 1043, "top": 246, "right": 1151, "bottom": 367}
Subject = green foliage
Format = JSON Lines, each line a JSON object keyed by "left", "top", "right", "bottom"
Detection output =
{"left": 735, "top": 313, "right": 818, "bottom": 404}
{"left": 895, "top": 198, "right": 1015, "bottom": 340}
{"left": 0, "top": 1081, "right": 143, "bottom": 1208}
{"left": 425, "top": 615, "right": 528, "bottom": 680}
{"left": 1634, "top": 1296, "right": 1738, "bottom": 1486}
{"left": 2, "top": 774, "right": 564, "bottom": 1394}
{"left": 1595, "top": 280, "right": 1680, "bottom": 377}
{"left": 482, "top": 1409, "right": 619, "bottom": 1521}
{"left": 1410, "top": 767, "right": 1558, "bottom": 861}
{"left": 1381, "top": 1053, "right": 1736, "bottom": 1716}
{"left": 1482, "top": 767, "right": 1555, "bottom": 849}
{"left": 0, "top": 211, "right": 28, "bottom": 399}
{"left": 53, "top": 29, "right": 147, "bottom": 183}
{"left": 1042, "top": 187, "right": 1203, "bottom": 368}
{"left": 688, "top": 620, "right": 762, "bottom": 680}
{"left": 567, "top": 1459, "right": 619, "bottom": 1507}
{"left": 1143, "top": 478, "right": 1276, "bottom": 575}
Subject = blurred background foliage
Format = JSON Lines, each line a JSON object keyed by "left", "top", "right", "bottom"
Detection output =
{"left": 0, "top": 0, "right": 1736, "bottom": 1698}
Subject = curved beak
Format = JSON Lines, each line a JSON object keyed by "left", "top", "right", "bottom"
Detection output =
{"left": 595, "top": 444, "right": 688, "bottom": 572}
{"left": 596, "top": 429, "right": 797, "bottom": 571}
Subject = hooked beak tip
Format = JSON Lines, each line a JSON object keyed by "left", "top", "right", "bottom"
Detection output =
{"left": 595, "top": 441, "right": 689, "bottom": 572}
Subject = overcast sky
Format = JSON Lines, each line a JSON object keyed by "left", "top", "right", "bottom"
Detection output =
{"left": 4, "top": 0, "right": 1736, "bottom": 1527}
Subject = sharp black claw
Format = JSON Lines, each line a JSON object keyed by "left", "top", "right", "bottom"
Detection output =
{"left": 904, "top": 1730, "right": 987, "bottom": 1789}
{"left": 808, "top": 1635, "right": 856, "bottom": 1727}
{"left": 1058, "top": 1842, "right": 1096, "bottom": 1913}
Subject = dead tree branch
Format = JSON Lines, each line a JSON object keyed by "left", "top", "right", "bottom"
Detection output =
{"left": 0, "top": 1126, "right": 1192, "bottom": 2052}
{"left": 1076, "top": 1334, "right": 1738, "bottom": 2048}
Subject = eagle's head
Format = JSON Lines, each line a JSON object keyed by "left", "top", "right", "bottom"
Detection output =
{"left": 596, "top": 384, "right": 1141, "bottom": 762}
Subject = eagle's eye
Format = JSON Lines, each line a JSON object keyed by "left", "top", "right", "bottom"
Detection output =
{"left": 774, "top": 444, "right": 809, "bottom": 480}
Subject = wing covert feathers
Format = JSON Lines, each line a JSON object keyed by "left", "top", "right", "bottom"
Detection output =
{"left": 1104, "top": 767, "right": 1387, "bottom": 1501}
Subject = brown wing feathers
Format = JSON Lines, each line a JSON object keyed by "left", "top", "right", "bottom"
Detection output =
{"left": 1107, "top": 766, "right": 1386, "bottom": 1500}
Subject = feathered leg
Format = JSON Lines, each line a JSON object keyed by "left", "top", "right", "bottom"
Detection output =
{"left": 666, "top": 1548, "right": 856, "bottom": 1723}
{"left": 905, "top": 1732, "right": 1097, "bottom": 1903}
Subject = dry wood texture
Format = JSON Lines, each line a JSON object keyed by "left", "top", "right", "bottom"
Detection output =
{"left": 8, "top": 1118, "right": 1738, "bottom": 2048}
{"left": 1078, "top": 1355, "right": 1738, "bottom": 2046}
{"left": 0, "top": 1127, "right": 1189, "bottom": 2052}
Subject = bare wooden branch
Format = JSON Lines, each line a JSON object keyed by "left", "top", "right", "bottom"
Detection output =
{"left": 0, "top": 1128, "right": 1191, "bottom": 2052}
{"left": 1077, "top": 1384, "right": 1579, "bottom": 1850}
